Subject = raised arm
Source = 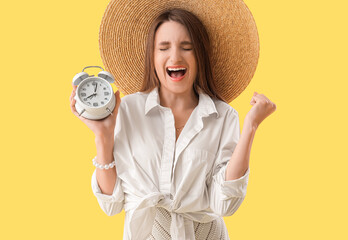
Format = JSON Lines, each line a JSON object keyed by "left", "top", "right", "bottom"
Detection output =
{"left": 209, "top": 92, "right": 276, "bottom": 216}
{"left": 226, "top": 91, "right": 276, "bottom": 180}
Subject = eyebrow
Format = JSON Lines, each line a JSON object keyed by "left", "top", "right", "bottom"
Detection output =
{"left": 158, "top": 41, "right": 193, "bottom": 46}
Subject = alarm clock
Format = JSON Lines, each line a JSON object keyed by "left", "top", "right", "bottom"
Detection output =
{"left": 72, "top": 66, "right": 116, "bottom": 120}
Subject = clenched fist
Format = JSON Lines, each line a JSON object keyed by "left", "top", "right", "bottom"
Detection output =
{"left": 245, "top": 92, "right": 276, "bottom": 129}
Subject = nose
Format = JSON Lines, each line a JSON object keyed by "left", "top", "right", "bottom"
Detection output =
{"left": 169, "top": 46, "right": 183, "bottom": 63}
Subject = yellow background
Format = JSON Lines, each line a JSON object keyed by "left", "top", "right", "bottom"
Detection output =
{"left": 1, "top": 0, "right": 347, "bottom": 239}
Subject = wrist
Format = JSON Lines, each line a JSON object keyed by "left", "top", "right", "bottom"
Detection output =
{"left": 243, "top": 118, "right": 258, "bottom": 133}
{"left": 95, "top": 135, "right": 114, "bottom": 162}
{"left": 95, "top": 134, "right": 114, "bottom": 146}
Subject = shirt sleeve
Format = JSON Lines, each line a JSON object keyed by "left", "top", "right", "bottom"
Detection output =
{"left": 208, "top": 107, "right": 250, "bottom": 217}
{"left": 91, "top": 169, "right": 125, "bottom": 216}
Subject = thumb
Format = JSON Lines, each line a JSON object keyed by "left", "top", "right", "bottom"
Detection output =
{"left": 113, "top": 90, "right": 121, "bottom": 113}
{"left": 250, "top": 92, "right": 258, "bottom": 105}
{"left": 250, "top": 98, "right": 256, "bottom": 105}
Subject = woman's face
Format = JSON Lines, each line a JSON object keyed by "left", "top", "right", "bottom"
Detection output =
{"left": 154, "top": 20, "right": 197, "bottom": 96}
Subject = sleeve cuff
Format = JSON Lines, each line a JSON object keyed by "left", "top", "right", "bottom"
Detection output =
{"left": 91, "top": 169, "right": 124, "bottom": 203}
{"left": 215, "top": 165, "right": 250, "bottom": 200}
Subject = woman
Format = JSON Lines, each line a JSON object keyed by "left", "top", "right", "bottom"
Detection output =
{"left": 70, "top": 7, "right": 276, "bottom": 240}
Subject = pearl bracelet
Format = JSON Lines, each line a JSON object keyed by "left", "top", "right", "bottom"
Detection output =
{"left": 92, "top": 156, "right": 116, "bottom": 170}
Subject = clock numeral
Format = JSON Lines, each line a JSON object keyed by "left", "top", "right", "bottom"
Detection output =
{"left": 103, "top": 87, "right": 106, "bottom": 90}
{"left": 82, "top": 88, "right": 86, "bottom": 91}
{"left": 87, "top": 84, "right": 90, "bottom": 87}
{"left": 87, "top": 102, "right": 91, "bottom": 105}
{"left": 104, "top": 98, "right": 108, "bottom": 100}
{"left": 81, "top": 93, "right": 86, "bottom": 97}
{"left": 93, "top": 103, "right": 98, "bottom": 107}
{"left": 101, "top": 101, "right": 104, "bottom": 105}
{"left": 104, "top": 92, "right": 110, "bottom": 96}
{"left": 84, "top": 98, "right": 87, "bottom": 101}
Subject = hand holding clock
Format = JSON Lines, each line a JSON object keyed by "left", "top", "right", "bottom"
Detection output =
{"left": 70, "top": 84, "right": 121, "bottom": 141}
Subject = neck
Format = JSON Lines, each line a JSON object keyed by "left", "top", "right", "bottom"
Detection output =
{"left": 158, "top": 87, "right": 199, "bottom": 112}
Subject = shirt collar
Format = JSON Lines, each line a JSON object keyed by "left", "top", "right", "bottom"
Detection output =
{"left": 145, "top": 87, "right": 219, "bottom": 118}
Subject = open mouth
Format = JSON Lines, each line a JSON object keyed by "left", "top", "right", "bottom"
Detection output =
{"left": 166, "top": 67, "right": 187, "bottom": 79}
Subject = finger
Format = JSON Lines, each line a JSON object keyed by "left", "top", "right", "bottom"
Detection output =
{"left": 70, "top": 98, "right": 80, "bottom": 117}
{"left": 116, "top": 90, "right": 121, "bottom": 103}
{"left": 269, "top": 101, "right": 277, "bottom": 111}
{"left": 253, "top": 91, "right": 258, "bottom": 96}
{"left": 252, "top": 94, "right": 267, "bottom": 103}
{"left": 113, "top": 90, "right": 121, "bottom": 114}
{"left": 70, "top": 90, "right": 76, "bottom": 102}
{"left": 260, "top": 95, "right": 273, "bottom": 107}
{"left": 253, "top": 94, "right": 276, "bottom": 111}
{"left": 260, "top": 94, "right": 270, "bottom": 104}
{"left": 257, "top": 93, "right": 271, "bottom": 102}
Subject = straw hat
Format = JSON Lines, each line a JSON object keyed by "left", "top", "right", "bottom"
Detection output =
{"left": 99, "top": 0, "right": 259, "bottom": 103}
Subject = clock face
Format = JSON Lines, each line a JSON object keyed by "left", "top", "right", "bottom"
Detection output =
{"left": 78, "top": 79, "right": 112, "bottom": 107}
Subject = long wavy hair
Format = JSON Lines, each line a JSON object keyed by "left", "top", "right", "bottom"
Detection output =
{"left": 140, "top": 8, "right": 225, "bottom": 102}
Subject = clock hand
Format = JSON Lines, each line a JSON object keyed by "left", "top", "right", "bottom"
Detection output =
{"left": 94, "top": 83, "right": 97, "bottom": 93}
{"left": 86, "top": 93, "right": 96, "bottom": 99}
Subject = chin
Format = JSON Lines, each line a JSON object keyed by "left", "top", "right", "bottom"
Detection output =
{"left": 163, "top": 84, "right": 194, "bottom": 95}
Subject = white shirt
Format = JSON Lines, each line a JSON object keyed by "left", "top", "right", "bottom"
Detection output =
{"left": 91, "top": 87, "right": 250, "bottom": 240}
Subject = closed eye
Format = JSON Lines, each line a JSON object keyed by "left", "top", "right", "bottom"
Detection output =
{"left": 159, "top": 48, "right": 192, "bottom": 51}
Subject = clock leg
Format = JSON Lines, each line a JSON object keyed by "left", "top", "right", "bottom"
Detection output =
{"left": 106, "top": 108, "right": 113, "bottom": 116}
{"left": 78, "top": 109, "right": 86, "bottom": 117}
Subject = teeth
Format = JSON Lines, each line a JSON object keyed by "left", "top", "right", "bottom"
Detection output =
{"left": 167, "top": 67, "right": 186, "bottom": 71}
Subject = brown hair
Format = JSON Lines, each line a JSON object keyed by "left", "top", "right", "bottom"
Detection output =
{"left": 140, "top": 8, "right": 225, "bottom": 102}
